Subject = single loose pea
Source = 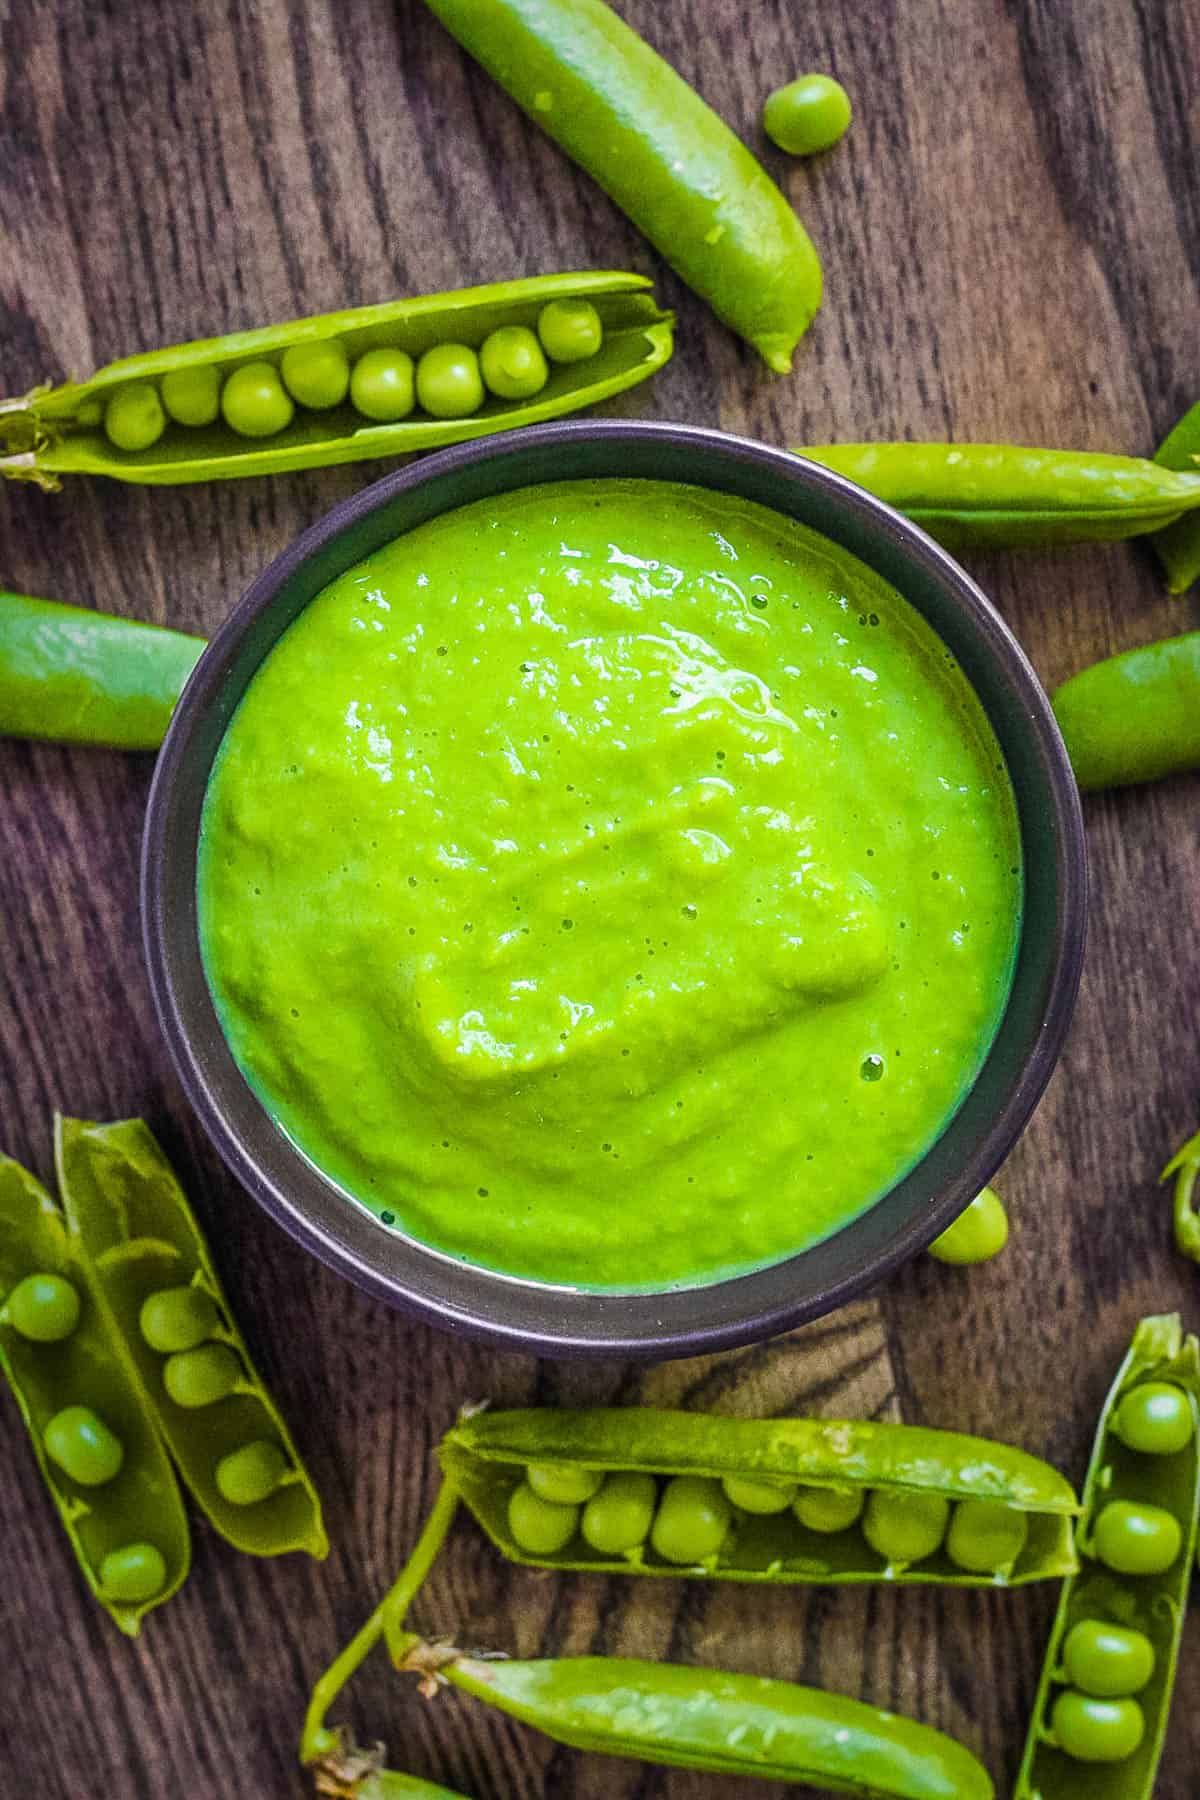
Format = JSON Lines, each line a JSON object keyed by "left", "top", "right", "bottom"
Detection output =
{"left": 163, "top": 1342, "right": 242, "bottom": 1409}
{"left": 526, "top": 1461, "right": 603, "bottom": 1504}
{"left": 1062, "top": 1620, "right": 1155, "bottom": 1697}
{"left": 415, "top": 343, "right": 485, "bottom": 419}
{"left": 280, "top": 339, "right": 351, "bottom": 410}
{"left": 650, "top": 1474, "right": 732, "bottom": 1565}
{"left": 479, "top": 325, "right": 550, "bottom": 400}
{"left": 927, "top": 1187, "right": 1009, "bottom": 1265}
{"left": 99, "top": 1542, "right": 167, "bottom": 1603}
{"left": 721, "top": 1472, "right": 798, "bottom": 1515}
{"left": 215, "top": 1439, "right": 289, "bottom": 1506}
{"left": 763, "top": 74, "right": 853, "bottom": 157}
{"left": 161, "top": 364, "right": 222, "bottom": 427}
{"left": 507, "top": 1481, "right": 579, "bottom": 1554}
{"left": 221, "top": 361, "right": 295, "bottom": 438}
{"left": 43, "top": 1405, "right": 124, "bottom": 1486}
{"left": 104, "top": 381, "right": 166, "bottom": 453}
{"left": 581, "top": 1471, "right": 657, "bottom": 1555}
{"left": 945, "top": 1497, "right": 1028, "bottom": 1573}
{"left": 1050, "top": 1690, "right": 1145, "bottom": 1763}
{"left": 4, "top": 1272, "right": 81, "bottom": 1342}
{"left": 793, "top": 1483, "right": 865, "bottom": 1534}
{"left": 1093, "top": 1500, "right": 1182, "bottom": 1575}
{"left": 1112, "top": 1381, "right": 1195, "bottom": 1456}
{"left": 348, "top": 348, "right": 416, "bottom": 422}
{"left": 862, "top": 1488, "right": 950, "bottom": 1564}
{"left": 139, "top": 1285, "right": 220, "bottom": 1354}
{"left": 536, "top": 299, "right": 603, "bottom": 364}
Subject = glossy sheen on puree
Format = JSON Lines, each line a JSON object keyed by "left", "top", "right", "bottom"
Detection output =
{"left": 198, "top": 480, "right": 1022, "bottom": 1290}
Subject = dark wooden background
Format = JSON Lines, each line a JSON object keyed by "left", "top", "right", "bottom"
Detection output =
{"left": 2, "top": 2, "right": 1198, "bottom": 1795}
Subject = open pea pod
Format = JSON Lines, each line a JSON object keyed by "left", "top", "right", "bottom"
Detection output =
{"left": 0, "top": 272, "right": 672, "bottom": 489}
{"left": 1013, "top": 1314, "right": 1200, "bottom": 1800}
{"left": 394, "top": 1641, "right": 994, "bottom": 1799}
{"left": 791, "top": 443, "right": 1200, "bottom": 547}
{"left": 55, "top": 1115, "right": 327, "bottom": 1559}
{"left": 0, "top": 1155, "right": 191, "bottom": 1633}
{"left": 439, "top": 1406, "right": 1079, "bottom": 1587}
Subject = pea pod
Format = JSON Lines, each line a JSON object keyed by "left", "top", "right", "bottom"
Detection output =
{"left": 1051, "top": 631, "right": 1200, "bottom": 791}
{"left": 0, "top": 273, "right": 672, "bottom": 489}
{"left": 393, "top": 1641, "right": 993, "bottom": 1799}
{"left": 1161, "top": 1126, "right": 1200, "bottom": 1262}
{"left": 439, "top": 1406, "right": 1079, "bottom": 1586}
{"left": 1014, "top": 1314, "right": 1200, "bottom": 1798}
{"left": 0, "top": 1155, "right": 191, "bottom": 1633}
{"left": 422, "top": 0, "right": 821, "bottom": 372}
{"left": 791, "top": 443, "right": 1200, "bottom": 546}
{"left": 311, "top": 1739, "right": 470, "bottom": 1799}
{"left": 55, "top": 1115, "right": 327, "bottom": 1558}
{"left": 1150, "top": 399, "right": 1200, "bottom": 593}
{"left": 0, "top": 590, "right": 205, "bottom": 748}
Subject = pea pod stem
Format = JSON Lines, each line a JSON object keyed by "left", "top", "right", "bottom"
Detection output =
{"left": 300, "top": 1481, "right": 460, "bottom": 1766}
{"left": 1151, "top": 399, "right": 1200, "bottom": 593}
{"left": 1161, "top": 1128, "right": 1200, "bottom": 1262}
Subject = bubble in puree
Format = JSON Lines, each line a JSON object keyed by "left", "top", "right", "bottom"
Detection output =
{"left": 198, "top": 480, "right": 1021, "bottom": 1290}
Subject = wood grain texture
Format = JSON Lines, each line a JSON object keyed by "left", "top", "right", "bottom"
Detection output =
{"left": 0, "top": 1, "right": 1197, "bottom": 1795}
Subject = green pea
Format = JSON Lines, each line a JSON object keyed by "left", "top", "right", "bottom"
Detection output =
{"left": 414, "top": 343, "right": 485, "bottom": 419}
{"left": 4, "top": 1271, "right": 81, "bottom": 1342}
{"left": 221, "top": 361, "right": 295, "bottom": 438}
{"left": 99, "top": 1541, "right": 167, "bottom": 1603}
{"left": 650, "top": 1475, "right": 732, "bottom": 1565}
{"left": 945, "top": 1497, "right": 1028, "bottom": 1573}
{"left": 1093, "top": 1500, "right": 1182, "bottom": 1575}
{"left": 76, "top": 397, "right": 104, "bottom": 428}
{"left": 479, "top": 325, "right": 550, "bottom": 400}
{"left": 104, "top": 382, "right": 166, "bottom": 452}
{"left": 792, "top": 1483, "right": 865, "bottom": 1534}
{"left": 763, "top": 74, "right": 853, "bottom": 157}
{"left": 580, "top": 1471, "right": 657, "bottom": 1555}
{"left": 1112, "top": 1381, "right": 1195, "bottom": 1456}
{"left": 536, "top": 299, "right": 603, "bottom": 364}
{"left": 280, "top": 339, "right": 351, "bottom": 410}
{"left": 927, "top": 1187, "right": 1009, "bottom": 1265}
{"left": 43, "top": 1405, "right": 124, "bottom": 1486}
{"left": 862, "top": 1489, "right": 950, "bottom": 1565}
{"left": 526, "top": 1461, "right": 603, "bottom": 1504}
{"left": 160, "top": 364, "right": 222, "bottom": 427}
{"left": 163, "top": 1342, "right": 242, "bottom": 1409}
{"left": 348, "top": 348, "right": 416, "bottom": 422}
{"left": 1050, "top": 1690, "right": 1145, "bottom": 1763}
{"left": 139, "top": 1285, "right": 220, "bottom": 1354}
{"left": 507, "top": 1481, "right": 579, "bottom": 1554}
{"left": 1061, "top": 1620, "right": 1155, "bottom": 1698}
{"left": 721, "top": 1472, "right": 798, "bottom": 1515}
{"left": 215, "top": 1439, "right": 289, "bottom": 1506}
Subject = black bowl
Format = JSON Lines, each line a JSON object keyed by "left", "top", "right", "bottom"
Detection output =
{"left": 143, "top": 421, "right": 1086, "bottom": 1358}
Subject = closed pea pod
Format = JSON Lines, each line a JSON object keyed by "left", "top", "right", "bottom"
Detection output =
{"left": 422, "top": 0, "right": 821, "bottom": 371}
{"left": 0, "top": 272, "right": 672, "bottom": 488}
{"left": 439, "top": 1405, "right": 1079, "bottom": 1587}
{"left": 792, "top": 443, "right": 1200, "bottom": 548}
{"left": 55, "top": 1115, "right": 326, "bottom": 1558}
{"left": 1051, "top": 631, "right": 1200, "bottom": 791}
{"left": 1014, "top": 1314, "right": 1200, "bottom": 1799}
{"left": 0, "top": 1155, "right": 190, "bottom": 1633}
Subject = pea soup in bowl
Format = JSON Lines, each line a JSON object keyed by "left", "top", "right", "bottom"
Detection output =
{"left": 143, "top": 422, "right": 1085, "bottom": 1357}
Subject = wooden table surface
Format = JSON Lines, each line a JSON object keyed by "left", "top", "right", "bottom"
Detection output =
{"left": 2, "top": 2, "right": 1198, "bottom": 1795}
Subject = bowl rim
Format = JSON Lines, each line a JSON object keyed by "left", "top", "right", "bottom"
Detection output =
{"left": 142, "top": 419, "right": 1086, "bottom": 1358}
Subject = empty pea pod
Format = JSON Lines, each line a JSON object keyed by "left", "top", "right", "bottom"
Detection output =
{"left": 439, "top": 1406, "right": 1079, "bottom": 1586}
{"left": 0, "top": 272, "right": 671, "bottom": 490}
{"left": 791, "top": 443, "right": 1200, "bottom": 547}
{"left": 54, "top": 1115, "right": 327, "bottom": 1558}
{"left": 1013, "top": 1313, "right": 1200, "bottom": 1799}
{"left": 0, "top": 1155, "right": 190, "bottom": 1634}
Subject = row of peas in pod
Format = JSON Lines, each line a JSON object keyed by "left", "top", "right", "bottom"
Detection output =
{"left": 97, "top": 298, "right": 606, "bottom": 451}
{"left": 0, "top": 1116, "right": 325, "bottom": 1635}
{"left": 1015, "top": 1313, "right": 1200, "bottom": 1794}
